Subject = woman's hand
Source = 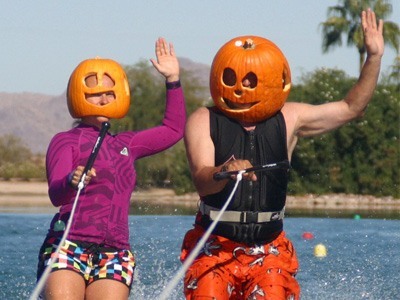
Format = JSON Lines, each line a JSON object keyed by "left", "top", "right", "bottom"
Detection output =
{"left": 69, "top": 166, "right": 96, "bottom": 189}
{"left": 150, "top": 37, "right": 180, "bottom": 82}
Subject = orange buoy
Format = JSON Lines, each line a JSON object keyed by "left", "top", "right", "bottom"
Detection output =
{"left": 302, "top": 232, "right": 314, "bottom": 240}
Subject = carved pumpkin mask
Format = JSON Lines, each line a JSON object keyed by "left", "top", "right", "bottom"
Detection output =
{"left": 67, "top": 57, "right": 130, "bottom": 119}
{"left": 210, "top": 35, "right": 291, "bottom": 123}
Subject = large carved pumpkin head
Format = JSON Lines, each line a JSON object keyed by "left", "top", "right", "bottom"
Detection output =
{"left": 67, "top": 57, "right": 130, "bottom": 119}
{"left": 210, "top": 35, "right": 291, "bottom": 123}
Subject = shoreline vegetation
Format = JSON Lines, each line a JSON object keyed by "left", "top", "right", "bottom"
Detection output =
{"left": 0, "top": 181, "right": 399, "bottom": 218}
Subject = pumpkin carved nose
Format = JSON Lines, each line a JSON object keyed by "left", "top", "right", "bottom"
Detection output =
{"left": 234, "top": 89, "right": 243, "bottom": 96}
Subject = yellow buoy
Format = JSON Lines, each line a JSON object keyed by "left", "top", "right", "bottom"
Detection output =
{"left": 314, "top": 243, "right": 327, "bottom": 258}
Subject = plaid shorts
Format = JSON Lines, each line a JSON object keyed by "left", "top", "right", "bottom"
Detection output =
{"left": 37, "top": 237, "right": 136, "bottom": 288}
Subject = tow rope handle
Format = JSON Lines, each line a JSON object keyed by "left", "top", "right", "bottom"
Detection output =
{"left": 213, "top": 160, "right": 290, "bottom": 181}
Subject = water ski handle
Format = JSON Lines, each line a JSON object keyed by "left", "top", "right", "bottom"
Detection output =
{"left": 213, "top": 160, "right": 290, "bottom": 181}
{"left": 82, "top": 121, "right": 111, "bottom": 176}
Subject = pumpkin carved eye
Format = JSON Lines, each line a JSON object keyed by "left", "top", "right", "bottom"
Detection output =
{"left": 243, "top": 72, "right": 257, "bottom": 89}
{"left": 222, "top": 68, "right": 236, "bottom": 86}
{"left": 282, "top": 67, "right": 290, "bottom": 90}
{"left": 84, "top": 73, "right": 116, "bottom": 88}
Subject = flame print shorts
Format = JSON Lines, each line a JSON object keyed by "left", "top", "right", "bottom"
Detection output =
{"left": 181, "top": 226, "right": 300, "bottom": 299}
{"left": 37, "top": 237, "right": 136, "bottom": 288}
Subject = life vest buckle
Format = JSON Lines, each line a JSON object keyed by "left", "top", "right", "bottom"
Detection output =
{"left": 240, "top": 211, "right": 258, "bottom": 223}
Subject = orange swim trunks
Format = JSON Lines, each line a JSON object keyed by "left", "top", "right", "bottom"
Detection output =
{"left": 180, "top": 226, "right": 300, "bottom": 299}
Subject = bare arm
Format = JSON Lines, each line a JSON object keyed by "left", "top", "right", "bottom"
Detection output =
{"left": 283, "top": 9, "right": 384, "bottom": 156}
{"left": 184, "top": 107, "right": 226, "bottom": 197}
{"left": 184, "top": 107, "right": 255, "bottom": 197}
{"left": 344, "top": 9, "right": 384, "bottom": 114}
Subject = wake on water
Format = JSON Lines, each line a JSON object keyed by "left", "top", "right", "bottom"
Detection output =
{"left": 1, "top": 214, "right": 399, "bottom": 299}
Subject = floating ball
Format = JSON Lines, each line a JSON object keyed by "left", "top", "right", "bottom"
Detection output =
{"left": 302, "top": 232, "right": 314, "bottom": 240}
{"left": 314, "top": 243, "right": 327, "bottom": 258}
{"left": 353, "top": 214, "right": 361, "bottom": 220}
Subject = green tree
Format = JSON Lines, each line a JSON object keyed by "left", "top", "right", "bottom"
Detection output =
{"left": 386, "top": 55, "right": 400, "bottom": 88}
{"left": 0, "top": 135, "right": 46, "bottom": 180}
{"left": 321, "top": 0, "right": 399, "bottom": 72}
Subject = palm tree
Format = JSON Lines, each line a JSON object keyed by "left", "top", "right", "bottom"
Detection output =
{"left": 321, "top": 0, "right": 399, "bottom": 73}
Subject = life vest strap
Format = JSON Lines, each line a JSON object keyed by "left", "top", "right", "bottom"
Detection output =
{"left": 200, "top": 202, "right": 285, "bottom": 224}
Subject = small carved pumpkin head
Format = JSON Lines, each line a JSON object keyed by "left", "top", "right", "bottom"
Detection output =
{"left": 210, "top": 35, "right": 291, "bottom": 123}
{"left": 67, "top": 57, "right": 130, "bottom": 119}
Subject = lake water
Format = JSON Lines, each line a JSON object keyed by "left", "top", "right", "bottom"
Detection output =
{"left": 0, "top": 213, "right": 399, "bottom": 299}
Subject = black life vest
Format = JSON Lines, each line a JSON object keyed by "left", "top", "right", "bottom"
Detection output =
{"left": 196, "top": 107, "right": 289, "bottom": 245}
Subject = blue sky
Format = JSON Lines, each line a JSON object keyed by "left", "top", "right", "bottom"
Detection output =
{"left": 1, "top": 1, "right": 398, "bottom": 95}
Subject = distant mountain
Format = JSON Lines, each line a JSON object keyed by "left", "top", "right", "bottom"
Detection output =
{"left": 0, "top": 58, "right": 210, "bottom": 154}
{"left": 0, "top": 92, "right": 73, "bottom": 154}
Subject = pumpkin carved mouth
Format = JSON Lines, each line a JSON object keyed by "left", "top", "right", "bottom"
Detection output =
{"left": 222, "top": 98, "right": 259, "bottom": 110}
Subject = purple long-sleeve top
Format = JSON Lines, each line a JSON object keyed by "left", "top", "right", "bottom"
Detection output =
{"left": 45, "top": 86, "right": 185, "bottom": 249}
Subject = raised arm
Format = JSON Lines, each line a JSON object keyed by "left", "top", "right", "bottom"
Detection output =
{"left": 128, "top": 37, "right": 185, "bottom": 159}
{"left": 344, "top": 8, "right": 384, "bottom": 113}
{"left": 283, "top": 9, "right": 384, "bottom": 156}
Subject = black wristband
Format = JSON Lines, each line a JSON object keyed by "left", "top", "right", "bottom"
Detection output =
{"left": 166, "top": 80, "right": 181, "bottom": 90}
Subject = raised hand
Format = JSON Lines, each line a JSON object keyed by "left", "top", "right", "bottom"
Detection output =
{"left": 362, "top": 8, "right": 384, "bottom": 58}
{"left": 150, "top": 37, "right": 180, "bottom": 82}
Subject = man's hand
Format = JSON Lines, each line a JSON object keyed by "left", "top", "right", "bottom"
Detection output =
{"left": 362, "top": 8, "right": 384, "bottom": 59}
{"left": 222, "top": 159, "right": 257, "bottom": 181}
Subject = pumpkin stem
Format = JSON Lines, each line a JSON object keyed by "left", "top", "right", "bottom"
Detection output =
{"left": 243, "top": 39, "right": 255, "bottom": 50}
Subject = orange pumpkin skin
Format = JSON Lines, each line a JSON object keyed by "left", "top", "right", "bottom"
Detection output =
{"left": 67, "top": 57, "right": 130, "bottom": 119}
{"left": 210, "top": 36, "right": 291, "bottom": 123}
